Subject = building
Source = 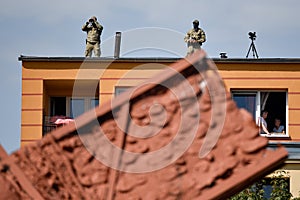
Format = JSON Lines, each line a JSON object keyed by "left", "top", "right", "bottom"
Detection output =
{"left": 19, "top": 55, "right": 300, "bottom": 197}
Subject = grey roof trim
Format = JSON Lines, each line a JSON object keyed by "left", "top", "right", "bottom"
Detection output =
{"left": 213, "top": 58, "right": 300, "bottom": 64}
{"left": 268, "top": 142, "right": 300, "bottom": 160}
{"left": 18, "top": 55, "right": 300, "bottom": 64}
{"left": 18, "top": 55, "right": 180, "bottom": 63}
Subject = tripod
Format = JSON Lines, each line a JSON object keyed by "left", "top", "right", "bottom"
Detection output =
{"left": 246, "top": 38, "right": 259, "bottom": 58}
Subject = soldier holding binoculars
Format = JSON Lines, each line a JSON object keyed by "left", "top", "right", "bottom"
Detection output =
{"left": 82, "top": 16, "right": 103, "bottom": 57}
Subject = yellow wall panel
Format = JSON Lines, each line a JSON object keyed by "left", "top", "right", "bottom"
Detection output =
{"left": 221, "top": 71, "right": 300, "bottom": 92}
{"left": 289, "top": 110, "right": 300, "bottom": 125}
{"left": 100, "top": 95, "right": 113, "bottom": 105}
{"left": 100, "top": 79, "right": 146, "bottom": 94}
{"left": 289, "top": 95, "right": 300, "bottom": 109}
{"left": 21, "top": 111, "right": 43, "bottom": 124}
{"left": 220, "top": 70, "right": 300, "bottom": 77}
{"left": 21, "top": 126, "right": 42, "bottom": 140}
{"left": 22, "top": 80, "right": 43, "bottom": 93}
{"left": 22, "top": 95, "right": 43, "bottom": 109}
{"left": 288, "top": 126, "right": 300, "bottom": 136}
{"left": 101, "top": 68, "right": 164, "bottom": 79}
{"left": 20, "top": 141, "right": 38, "bottom": 147}
{"left": 23, "top": 68, "right": 78, "bottom": 79}
{"left": 225, "top": 80, "right": 291, "bottom": 90}
{"left": 288, "top": 128, "right": 300, "bottom": 139}
{"left": 100, "top": 80, "right": 118, "bottom": 93}
{"left": 113, "top": 79, "right": 146, "bottom": 87}
{"left": 23, "top": 68, "right": 109, "bottom": 80}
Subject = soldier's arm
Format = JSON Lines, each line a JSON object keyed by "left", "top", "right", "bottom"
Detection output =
{"left": 82, "top": 23, "right": 89, "bottom": 31}
{"left": 93, "top": 21, "right": 103, "bottom": 32}
{"left": 199, "top": 29, "right": 206, "bottom": 43}
{"left": 184, "top": 31, "right": 191, "bottom": 43}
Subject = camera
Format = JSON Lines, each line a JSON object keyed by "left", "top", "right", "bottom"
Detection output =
{"left": 89, "top": 18, "right": 94, "bottom": 23}
{"left": 248, "top": 32, "right": 256, "bottom": 40}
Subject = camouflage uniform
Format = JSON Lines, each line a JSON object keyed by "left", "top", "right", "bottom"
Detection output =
{"left": 82, "top": 16, "right": 103, "bottom": 57}
{"left": 184, "top": 20, "right": 206, "bottom": 56}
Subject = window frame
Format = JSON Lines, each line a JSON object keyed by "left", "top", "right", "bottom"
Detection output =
{"left": 231, "top": 90, "right": 289, "bottom": 138}
{"left": 115, "top": 86, "right": 131, "bottom": 96}
{"left": 66, "top": 96, "right": 99, "bottom": 118}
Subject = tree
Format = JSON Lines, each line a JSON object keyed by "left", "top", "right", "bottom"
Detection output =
{"left": 270, "top": 171, "right": 292, "bottom": 200}
{"left": 230, "top": 180, "right": 266, "bottom": 200}
{"left": 229, "top": 170, "right": 299, "bottom": 200}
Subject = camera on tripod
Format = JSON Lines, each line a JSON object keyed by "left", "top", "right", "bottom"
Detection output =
{"left": 246, "top": 31, "right": 259, "bottom": 58}
{"left": 248, "top": 32, "right": 256, "bottom": 41}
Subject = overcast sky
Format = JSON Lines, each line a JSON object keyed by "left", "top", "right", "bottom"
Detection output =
{"left": 0, "top": 0, "right": 300, "bottom": 153}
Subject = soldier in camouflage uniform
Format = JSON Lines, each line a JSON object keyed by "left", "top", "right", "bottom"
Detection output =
{"left": 184, "top": 20, "right": 206, "bottom": 56}
{"left": 82, "top": 16, "right": 103, "bottom": 57}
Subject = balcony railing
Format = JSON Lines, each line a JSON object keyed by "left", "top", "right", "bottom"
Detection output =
{"left": 43, "top": 116, "right": 74, "bottom": 136}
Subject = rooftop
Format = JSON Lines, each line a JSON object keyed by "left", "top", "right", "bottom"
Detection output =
{"left": 18, "top": 55, "right": 300, "bottom": 64}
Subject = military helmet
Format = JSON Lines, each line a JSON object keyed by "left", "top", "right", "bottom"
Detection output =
{"left": 193, "top": 19, "right": 199, "bottom": 24}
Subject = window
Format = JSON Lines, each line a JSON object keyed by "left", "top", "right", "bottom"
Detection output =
{"left": 115, "top": 86, "right": 131, "bottom": 96}
{"left": 44, "top": 96, "right": 99, "bottom": 135}
{"left": 50, "top": 97, "right": 66, "bottom": 116}
{"left": 231, "top": 90, "right": 288, "bottom": 137}
{"left": 232, "top": 92, "right": 256, "bottom": 117}
{"left": 50, "top": 96, "right": 99, "bottom": 118}
{"left": 66, "top": 97, "right": 99, "bottom": 118}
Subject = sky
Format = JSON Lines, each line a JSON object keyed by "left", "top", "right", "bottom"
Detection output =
{"left": 0, "top": 0, "right": 300, "bottom": 153}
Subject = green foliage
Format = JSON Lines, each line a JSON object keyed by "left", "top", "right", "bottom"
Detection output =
{"left": 270, "top": 171, "right": 291, "bottom": 200}
{"left": 229, "top": 170, "right": 299, "bottom": 200}
{"left": 230, "top": 180, "right": 266, "bottom": 200}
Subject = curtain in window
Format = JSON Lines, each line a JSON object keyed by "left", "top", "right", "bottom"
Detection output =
{"left": 261, "top": 92, "right": 270, "bottom": 111}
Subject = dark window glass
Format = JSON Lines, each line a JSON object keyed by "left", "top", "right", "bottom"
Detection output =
{"left": 232, "top": 93, "right": 256, "bottom": 118}
{"left": 262, "top": 92, "right": 286, "bottom": 133}
{"left": 50, "top": 97, "right": 66, "bottom": 116}
{"left": 70, "top": 98, "right": 85, "bottom": 118}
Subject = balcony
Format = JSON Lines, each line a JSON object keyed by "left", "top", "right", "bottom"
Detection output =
{"left": 43, "top": 116, "right": 74, "bottom": 135}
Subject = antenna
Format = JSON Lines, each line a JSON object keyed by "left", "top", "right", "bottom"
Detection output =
{"left": 246, "top": 32, "right": 259, "bottom": 58}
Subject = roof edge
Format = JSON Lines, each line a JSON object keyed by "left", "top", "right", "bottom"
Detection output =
{"left": 18, "top": 55, "right": 300, "bottom": 64}
{"left": 18, "top": 55, "right": 180, "bottom": 63}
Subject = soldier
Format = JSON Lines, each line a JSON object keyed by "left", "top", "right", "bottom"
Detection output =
{"left": 82, "top": 16, "right": 103, "bottom": 57}
{"left": 184, "top": 20, "right": 206, "bottom": 56}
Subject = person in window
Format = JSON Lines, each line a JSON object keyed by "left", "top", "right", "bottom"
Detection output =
{"left": 257, "top": 110, "right": 270, "bottom": 134}
{"left": 273, "top": 118, "right": 285, "bottom": 133}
